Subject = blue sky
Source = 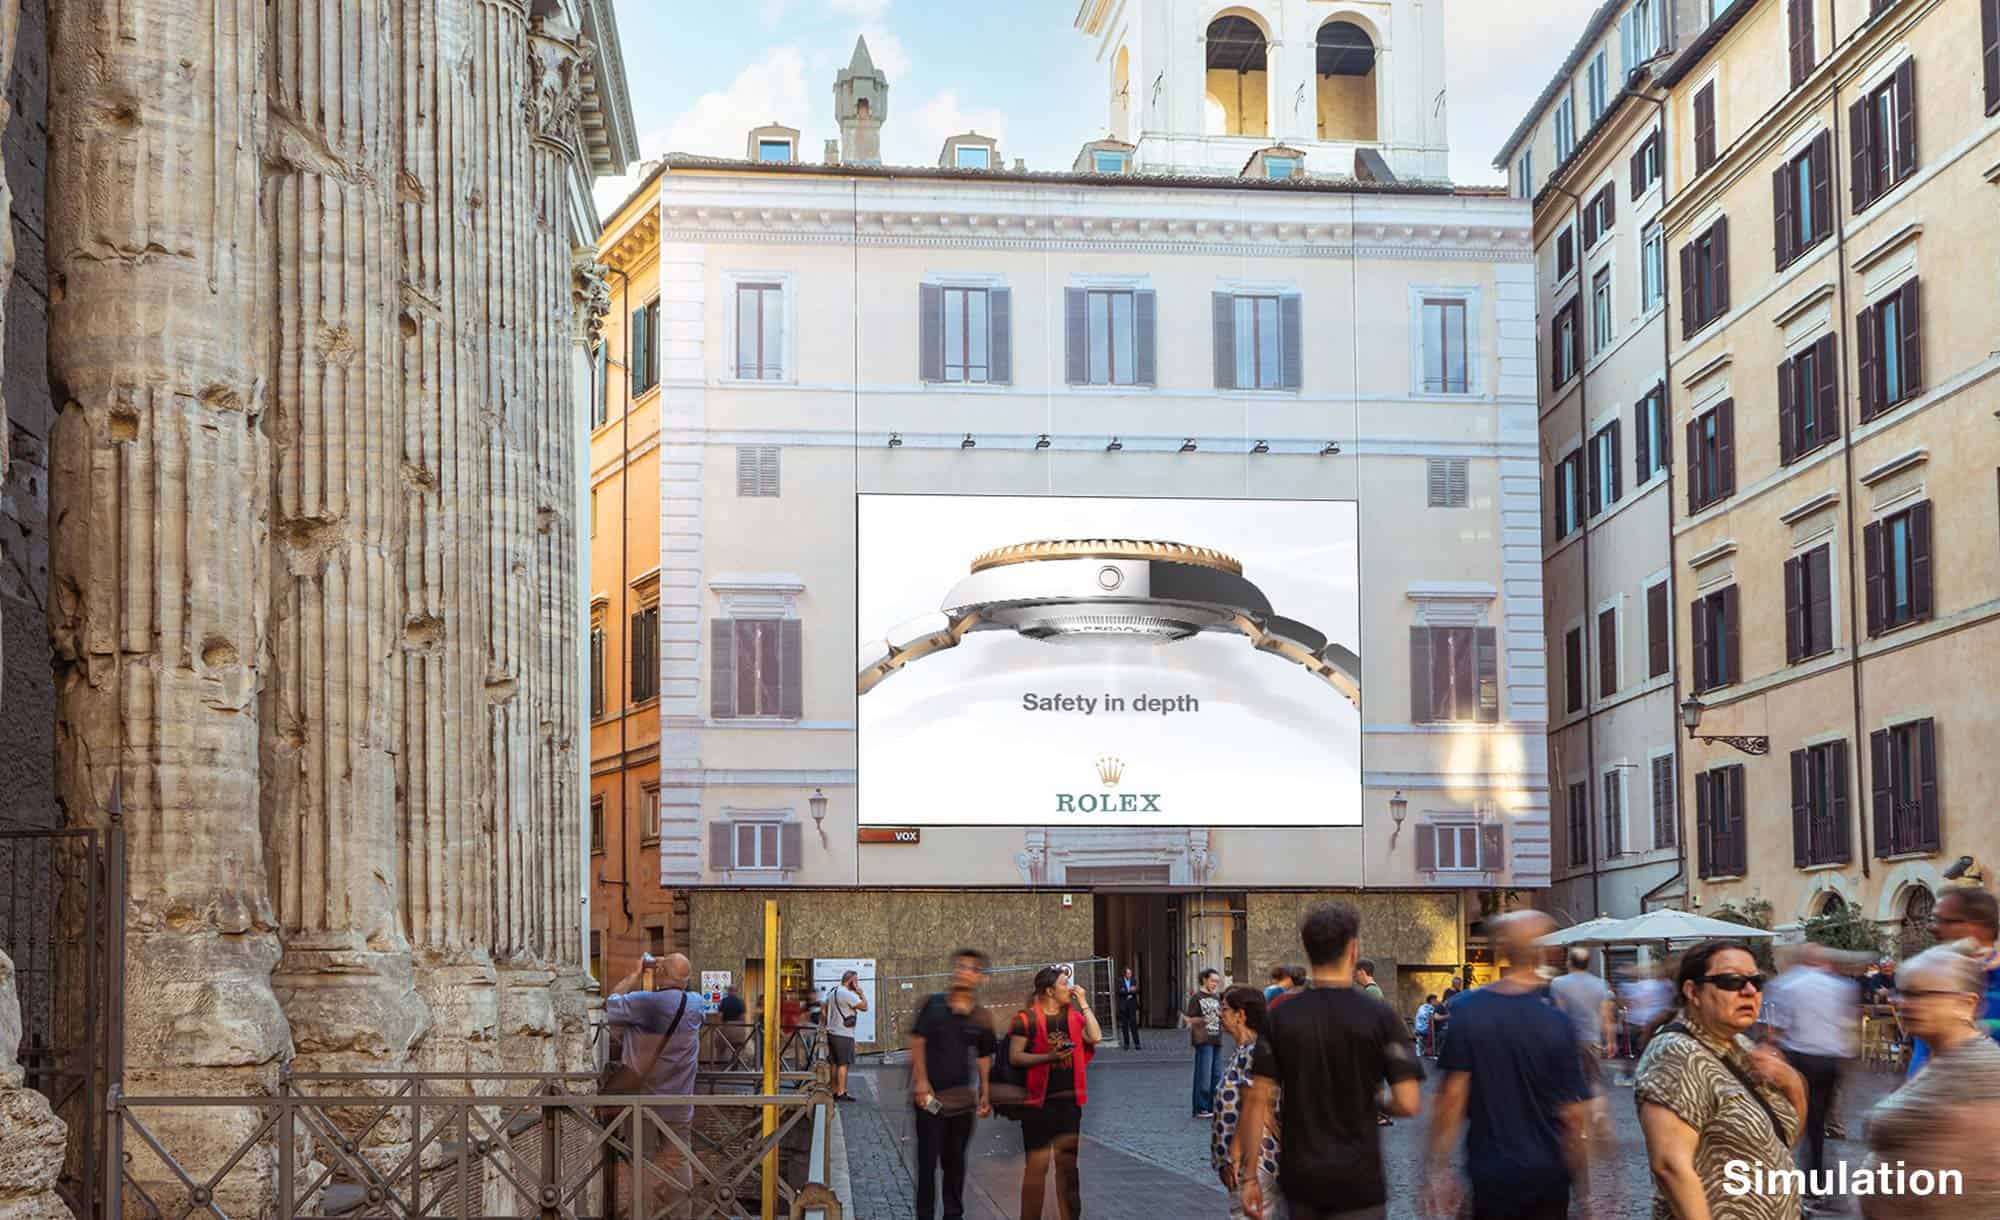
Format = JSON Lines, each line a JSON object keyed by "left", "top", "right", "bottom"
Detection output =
{"left": 602, "top": 0, "right": 1601, "bottom": 216}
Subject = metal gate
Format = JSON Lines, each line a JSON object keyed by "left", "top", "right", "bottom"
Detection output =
{"left": 0, "top": 824, "right": 122, "bottom": 1219}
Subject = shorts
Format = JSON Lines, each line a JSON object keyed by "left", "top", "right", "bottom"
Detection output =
{"left": 1275, "top": 1202, "right": 1386, "bottom": 1220}
{"left": 1019, "top": 1101, "right": 1082, "bottom": 1151}
{"left": 1577, "top": 1044, "right": 1602, "bottom": 1097}
{"left": 827, "top": 1033, "right": 856, "bottom": 1066}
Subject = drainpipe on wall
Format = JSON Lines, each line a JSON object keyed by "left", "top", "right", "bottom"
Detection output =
{"left": 605, "top": 262, "right": 636, "bottom": 925}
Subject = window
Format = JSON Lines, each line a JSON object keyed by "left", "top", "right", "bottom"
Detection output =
{"left": 1564, "top": 626, "right": 1585, "bottom": 713}
{"left": 1788, "top": 0, "right": 1817, "bottom": 88}
{"left": 1622, "top": 0, "right": 1662, "bottom": 72}
{"left": 733, "top": 820, "right": 793, "bottom": 870}
{"left": 1685, "top": 398, "right": 1735, "bottom": 512}
{"left": 590, "top": 796, "right": 605, "bottom": 854}
{"left": 1693, "top": 82, "right": 1717, "bottom": 174}
{"left": 1410, "top": 626, "right": 1499, "bottom": 723}
{"left": 1064, "top": 288, "right": 1157, "bottom": 387}
{"left": 1581, "top": 185, "right": 1615, "bottom": 251}
{"left": 1598, "top": 605, "right": 1619, "bottom": 697}
{"left": 1555, "top": 97, "right": 1576, "bottom": 163}
{"left": 736, "top": 445, "right": 780, "bottom": 497}
{"left": 1093, "top": 149, "right": 1131, "bottom": 173}
{"left": 1773, "top": 133, "right": 1832, "bottom": 270}
{"left": 757, "top": 137, "right": 794, "bottom": 163}
{"left": 630, "top": 604, "right": 660, "bottom": 703}
{"left": 1421, "top": 298, "right": 1470, "bottom": 393}
{"left": 1264, "top": 155, "right": 1300, "bottom": 180}
{"left": 1417, "top": 821, "right": 1504, "bottom": 873}
{"left": 640, "top": 784, "right": 660, "bottom": 846}
{"left": 1640, "top": 225, "right": 1665, "bottom": 312}
{"left": 734, "top": 283, "right": 785, "bottom": 380}
{"left": 1696, "top": 765, "right": 1747, "bottom": 878}
{"left": 1516, "top": 150, "right": 1534, "bottom": 200}
{"left": 1691, "top": 585, "right": 1740, "bottom": 693}
{"left": 955, "top": 144, "right": 992, "bottom": 170}
{"left": 1553, "top": 449, "right": 1585, "bottom": 540}
{"left": 1779, "top": 334, "right": 1839, "bottom": 464}
{"left": 1589, "top": 420, "right": 1621, "bottom": 516}
{"left": 1634, "top": 384, "right": 1669, "bottom": 483}
{"left": 1630, "top": 130, "right": 1662, "bottom": 198}
{"left": 1850, "top": 62, "right": 1916, "bottom": 212}
{"left": 631, "top": 298, "right": 660, "bottom": 395}
{"left": 1426, "top": 458, "right": 1469, "bottom": 508}
{"left": 1679, "top": 218, "right": 1730, "bottom": 337}
{"left": 920, "top": 284, "right": 1011, "bottom": 384}
{"left": 590, "top": 624, "right": 606, "bottom": 718}
{"left": 1556, "top": 227, "right": 1576, "bottom": 281}
{"left": 1591, "top": 268, "right": 1614, "bottom": 355}
{"left": 1651, "top": 754, "right": 1677, "bottom": 848}
{"left": 1864, "top": 500, "right": 1933, "bottom": 635}
{"left": 593, "top": 341, "right": 609, "bottom": 427}
{"left": 1567, "top": 781, "right": 1590, "bottom": 866}
{"left": 1871, "top": 718, "right": 1939, "bottom": 857}
{"left": 1791, "top": 741, "right": 1851, "bottom": 867}
{"left": 1859, "top": 280, "right": 1922, "bottom": 419}
{"left": 1551, "top": 297, "right": 1580, "bottom": 390}
{"left": 1984, "top": 0, "right": 1999, "bottom": 115}
{"left": 1215, "top": 293, "right": 1302, "bottom": 391}
{"left": 1602, "top": 770, "right": 1625, "bottom": 857}
{"left": 710, "top": 618, "right": 803, "bottom": 719}
{"left": 1785, "top": 543, "right": 1836, "bottom": 662}
{"left": 1647, "top": 579, "right": 1671, "bottom": 678}
{"left": 1587, "top": 52, "right": 1609, "bottom": 123}
{"left": 647, "top": 925, "right": 666, "bottom": 956}
{"left": 589, "top": 930, "right": 603, "bottom": 982}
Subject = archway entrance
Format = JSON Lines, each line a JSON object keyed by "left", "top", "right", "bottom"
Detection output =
{"left": 1205, "top": 15, "right": 1269, "bottom": 137}
{"left": 1899, "top": 885, "right": 1935, "bottom": 956}
{"left": 1316, "top": 20, "right": 1378, "bottom": 141}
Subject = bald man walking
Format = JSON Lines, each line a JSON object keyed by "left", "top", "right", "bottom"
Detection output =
{"left": 609, "top": 952, "right": 709, "bottom": 1218}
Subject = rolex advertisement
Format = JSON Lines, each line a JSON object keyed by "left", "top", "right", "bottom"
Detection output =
{"left": 857, "top": 495, "right": 1362, "bottom": 829}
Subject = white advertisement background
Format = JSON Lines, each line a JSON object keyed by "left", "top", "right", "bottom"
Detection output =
{"left": 812, "top": 958, "right": 878, "bottom": 1044}
{"left": 858, "top": 495, "right": 1361, "bottom": 828}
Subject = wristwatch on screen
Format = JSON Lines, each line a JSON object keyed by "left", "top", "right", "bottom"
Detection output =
{"left": 856, "top": 539, "right": 1359, "bottom": 707}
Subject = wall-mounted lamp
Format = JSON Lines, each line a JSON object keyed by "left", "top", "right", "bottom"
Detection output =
{"left": 1388, "top": 789, "right": 1408, "bottom": 848}
{"left": 1035, "top": 434, "right": 1051, "bottom": 450}
{"left": 1320, "top": 441, "right": 1341, "bottom": 457}
{"left": 887, "top": 432, "right": 902, "bottom": 448}
{"left": 1679, "top": 696, "right": 1769, "bottom": 756}
{"left": 1179, "top": 438, "right": 1197, "bottom": 453}
{"left": 810, "top": 786, "right": 829, "bottom": 845}
{"left": 1105, "top": 437, "right": 1123, "bottom": 452}
{"left": 1251, "top": 439, "right": 1270, "bottom": 454}
{"left": 961, "top": 433, "right": 976, "bottom": 450}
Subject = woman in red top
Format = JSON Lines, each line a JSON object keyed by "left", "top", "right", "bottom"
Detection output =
{"left": 1008, "top": 966, "right": 1103, "bottom": 1220}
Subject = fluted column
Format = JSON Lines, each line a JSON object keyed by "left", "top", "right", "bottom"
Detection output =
{"left": 261, "top": 0, "right": 430, "bottom": 1086}
{"left": 46, "top": 0, "right": 288, "bottom": 1209}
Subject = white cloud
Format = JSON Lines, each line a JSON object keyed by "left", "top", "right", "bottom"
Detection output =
{"left": 895, "top": 90, "right": 1009, "bottom": 167}
{"left": 663, "top": 46, "right": 814, "bottom": 158}
{"left": 829, "top": 0, "right": 891, "bottom": 19}
{"left": 758, "top": 0, "right": 788, "bottom": 26}
{"left": 857, "top": 26, "right": 911, "bottom": 81}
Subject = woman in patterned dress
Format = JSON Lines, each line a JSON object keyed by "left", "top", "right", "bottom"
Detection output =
{"left": 1210, "top": 986, "right": 1279, "bottom": 1220}
{"left": 1861, "top": 942, "right": 2000, "bottom": 1219}
{"left": 1634, "top": 940, "right": 1806, "bottom": 1220}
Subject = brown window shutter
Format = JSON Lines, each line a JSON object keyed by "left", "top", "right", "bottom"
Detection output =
{"left": 989, "top": 287, "right": 1013, "bottom": 384}
{"left": 1415, "top": 824, "right": 1437, "bottom": 871}
{"left": 1715, "top": 400, "right": 1736, "bottom": 499}
{"left": 1813, "top": 333, "right": 1839, "bottom": 444}
{"left": 1857, "top": 301, "right": 1880, "bottom": 420}
{"left": 1588, "top": 436, "right": 1604, "bottom": 518}
{"left": 1409, "top": 628, "right": 1433, "bottom": 723}
{"left": 1893, "top": 59, "right": 1917, "bottom": 182}
{"left": 1778, "top": 354, "right": 1798, "bottom": 464}
{"left": 1694, "top": 85, "right": 1716, "bottom": 172}
{"left": 1134, "top": 290, "right": 1158, "bottom": 386}
{"left": 1213, "top": 292, "right": 1236, "bottom": 389}
{"left": 1602, "top": 186, "right": 1615, "bottom": 232}
{"left": 779, "top": 619, "right": 804, "bottom": 719}
{"left": 1720, "top": 584, "right": 1741, "bottom": 685}
{"left": 709, "top": 821, "right": 734, "bottom": 871}
{"left": 1863, "top": 520, "right": 1886, "bottom": 636}
{"left": 919, "top": 283, "right": 945, "bottom": 382}
{"left": 1727, "top": 766, "right": 1748, "bottom": 874}
{"left": 1634, "top": 394, "right": 1652, "bottom": 484}
{"left": 1630, "top": 144, "right": 1645, "bottom": 197}
{"left": 1870, "top": 728, "right": 1894, "bottom": 857}
{"left": 780, "top": 821, "right": 804, "bottom": 870}
{"left": 1791, "top": 748, "right": 1811, "bottom": 867}
{"left": 1909, "top": 500, "right": 1933, "bottom": 622}
{"left": 1476, "top": 627, "right": 1500, "bottom": 723}
{"left": 1849, "top": 96, "right": 1874, "bottom": 211}
{"left": 1686, "top": 418, "right": 1703, "bottom": 512}
{"left": 1807, "top": 545, "right": 1833, "bottom": 655}
{"left": 1064, "top": 288, "right": 1089, "bottom": 384}
{"left": 1480, "top": 822, "right": 1505, "bottom": 872}
{"left": 1829, "top": 739, "right": 1852, "bottom": 861}
{"left": 1608, "top": 421, "right": 1622, "bottom": 503}
{"left": 1917, "top": 719, "right": 1940, "bottom": 851}
{"left": 1784, "top": 554, "right": 1804, "bottom": 664}
{"left": 1565, "top": 628, "right": 1584, "bottom": 713}
{"left": 1695, "top": 773, "right": 1713, "bottom": 878}
{"left": 1985, "top": 0, "right": 2000, "bottom": 115}
{"left": 1691, "top": 595, "right": 1712, "bottom": 692}
{"left": 1898, "top": 278, "right": 1922, "bottom": 397}
{"left": 1280, "top": 294, "right": 1304, "bottom": 391}
{"left": 1809, "top": 133, "right": 1832, "bottom": 243}
{"left": 1582, "top": 205, "right": 1596, "bottom": 251}
{"left": 1773, "top": 162, "right": 1794, "bottom": 270}
{"left": 1599, "top": 609, "right": 1617, "bottom": 698}
{"left": 1679, "top": 244, "right": 1698, "bottom": 339}
{"left": 1710, "top": 219, "right": 1730, "bottom": 314}
{"left": 1648, "top": 582, "right": 1669, "bottom": 677}
{"left": 710, "top": 618, "right": 735, "bottom": 718}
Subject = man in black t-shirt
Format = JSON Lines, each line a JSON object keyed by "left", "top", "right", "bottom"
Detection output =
{"left": 1239, "top": 903, "right": 1423, "bottom": 1220}
{"left": 909, "top": 948, "right": 996, "bottom": 1220}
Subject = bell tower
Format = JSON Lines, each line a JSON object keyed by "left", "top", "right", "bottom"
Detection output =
{"left": 835, "top": 35, "right": 889, "bottom": 166}
{"left": 1074, "top": 0, "right": 1450, "bottom": 182}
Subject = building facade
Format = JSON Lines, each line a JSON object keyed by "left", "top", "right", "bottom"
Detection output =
{"left": 597, "top": 3, "right": 1548, "bottom": 1029}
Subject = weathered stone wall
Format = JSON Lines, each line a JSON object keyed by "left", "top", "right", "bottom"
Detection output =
{"left": 1245, "top": 890, "right": 1465, "bottom": 1017}
{"left": 0, "top": 952, "right": 67, "bottom": 1220}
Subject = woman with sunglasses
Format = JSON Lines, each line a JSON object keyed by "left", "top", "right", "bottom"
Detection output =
{"left": 1860, "top": 943, "right": 2000, "bottom": 1218}
{"left": 1633, "top": 940, "right": 1806, "bottom": 1219}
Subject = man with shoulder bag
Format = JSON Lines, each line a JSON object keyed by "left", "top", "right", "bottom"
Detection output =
{"left": 604, "top": 952, "right": 708, "bottom": 1219}
{"left": 826, "top": 969, "right": 868, "bottom": 1101}
{"left": 909, "top": 949, "right": 997, "bottom": 1220}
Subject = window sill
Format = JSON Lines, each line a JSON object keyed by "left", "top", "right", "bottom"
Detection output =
{"left": 591, "top": 847, "right": 606, "bottom": 857}
{"left": 1699, "top": 874, "right": 1745, "bottom": 884}
{"left": 630, "top": 696, "right": 659, "bottom": 711}
{"left": 719, "top": 376, "right": 796, "bottom": 388}
{"left": 1859, "top": 392, "right": 1922, "bottom": 427}
{"left": 920, "top": 380, "right": 1012, "bottom": 392}
{"left": 1801, "top": 859, "right": 1851, "bottom": 873}
{"left": 1790, "top": 646, "right": 1836, "bottom": 666}
{"left": 630, "top": 384, "right": 661, "bottom": 404}
{"left": 1782, "top": 436, "right": 1838, "bottom": 468}
{"left": 1870, "top": 616, "right": 1927, "bottom": 641}
{"left": 1879, "top": 850, "right": 1938, "bottom": 863}
{"left": 1064, "top": 382, "right": 1156, "bottom": 394}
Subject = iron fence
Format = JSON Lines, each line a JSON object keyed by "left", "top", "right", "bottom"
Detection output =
{"left": 107, "top": 1068, "right": 840, "bottom": 1220}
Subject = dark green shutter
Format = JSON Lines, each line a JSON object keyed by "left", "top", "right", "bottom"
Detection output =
{"left": 919, "top": 283, "right": 945, "bottom": 382}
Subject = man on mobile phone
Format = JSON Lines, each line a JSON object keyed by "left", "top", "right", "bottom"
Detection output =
{"left": 826, "top": 969, "right": 869, "bottom": 1101}
{"left": 909, "top": 949, "right": 995, "bottom": 1220}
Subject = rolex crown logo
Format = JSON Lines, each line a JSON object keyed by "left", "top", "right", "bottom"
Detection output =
{"left": 1096, "top": 756, "right": 1124, "bottom": 788}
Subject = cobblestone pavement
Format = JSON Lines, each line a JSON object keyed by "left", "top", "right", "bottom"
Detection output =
{"left": 841, "top": 1040, "right": 1905, "bottom": 1219}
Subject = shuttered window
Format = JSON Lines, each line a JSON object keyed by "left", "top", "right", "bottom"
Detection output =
{"left": 1567, "top": 782, "right": 1590, "bottom": 867}
{"left": 1858, "top": 280, "right": 1922, "bottom": 420}
{"left": 1691, "top": 584, "right": 1739, "bottom": 694}
{"left": 1630, "top": 130, "right": 1661, "bottom": 199}
{"left": 1651, "top": 755, "right": 1677, "bottom": 849}
{"left": 1985, "top": 0, "right": 1999, "bottom": 115}
{"left": 735, "top": 446, "right": 780, "bottom": 498}
{"left": 1647, "top": 581, "right": 1670, "bottom": 678}
{"left": 1556, "top": 227, "right": 1576, "bottom": 282}
{"left": 1215, "top": 293, "right": 1303, "bottom": 390}
{"left": 631, "top": 298, "right": 661, "bottom": 394}
{"left": 1065, "top": 288, "right": 1156, "bottom": 386}
{"left": 1686, "top": 398, "right": 1735, "bottom": 512}
{"left": 640, "top": 784, "right": 660, "bottom": 846}
{"left": 1598, "top": 606, "right": 1619, "bottom": 698}
{"left": 1416, "top": 822, "right": 1504, "bottom": 873}
{"left": 1564, "top": 627, "right": 1584, "bottom": 714}
{"left": 1679, "top": 218, "right": 1730, "bottom": 338}
{"left": 1693, "top": 83, "right": 1717, "bottom": 174}
{"left": 1634, "top": 384, "right": 1670, "bottom": 483}
{"left": 1592, "top": 268, "right": 1614, "bottom": 355}
{"left": 1864, "top": 500, "right": 1933, "bottom": 636}
{"left": 1788, "top": 0, "right": 1816, "bottom": 88}
{"left": 1426, "top": 458, "right": 1469, "bottom": 508}
{"left": 1602, "top": 771, "right": 1624, "bottom": 858}
{"left": 1791, "top": 741, "right": 1850, "bottom": 868}
{"left": 709, "top": 618, "right": 804, "bottom": 719}
{"left": 590, "top": 797, "right": 605, "bottom": 854}
{"left": 1784, "top": 543, "right": 1835, "bottom": 663}
{"left": 920, "top": 284, "right": 1012, "bottom": 384}
{"left": 1409, "top": 626, "right": 1499, "bottom": 723}
{"left": 630, "top": 605, "right": 660, "bottom": 703}
{"left": 1779, "top": 334, "right": 1839, "bottom": 465}
{"left": 1553, "top": 450, "right": 1585, "bottom": 540}
{"left": 1871, "top": 718, "right": 1940, "bottom": 858}
{"left": 1696, "top": 765, "right": 1747, "bottom": 879}
{"left": 1551, "top": 297, "right": 1581, "bottom": 390}
{"left": 1850, "top": 61, "right": 1917, "bottom": 214}
{"left": 1589, "top": 420, "right": 1622, "bottom": 516}
{"left": 1772, "top": 133, "right": 1831, "bottom": 270}
{"left": 734, "top": 284, "right": 785, "bottom": 380}
{"left": 590, "top": 626, "right": 606, "bottom": 718}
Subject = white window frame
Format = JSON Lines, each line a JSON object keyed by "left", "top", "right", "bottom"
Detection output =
{"left": 1636, "top": 388, "right": 1669, "bottom": 482}
{"left": 1555, "top": 446, "right": 1584, "bottom": 539}
{"left": 1407, "top": 285, "right": 1483, "bottom": 398}
{"left": 756, "top": 137, "right": 795, "bottom": 163}
{"left": 1587, "top": 52, "right": 1609, "bottom": 123}
{"left": 1555, "top": 225, "right": 1578, "bottom": 288}
{"left": 1600, "top": 764, "right": 1627, "bottom": 858}
{"left": 955, "top": 144, "right": 993, "bottom": 170}
{"left": 1555, "top": 96, "right": 1576, "bottom": 163}
{"left": 1093, "top": 149, "right": 1131, "bottom": 173}
{"left": 727, "top": 813, "right": 793, "bottom": 872}
{"left": 1427, "top": 818, "right": 1486, "bottom": 873}
{"left": 1641, "top": 224, "right": 1666, "bottom": 313}
{"left": 1648, "top": 746, "right": 1678, "bottom": 850}
{"left": 1591, "top": 267, "right": 1614, "bottom": 355}
{"left": 721, "top": 270, "right": 796, "bottom": 385}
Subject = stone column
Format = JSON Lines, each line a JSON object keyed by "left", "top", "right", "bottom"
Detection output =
{"left": 261, "top": 0, "right": 430, "bottom": 1086}
{"left": 46, "top": 0, "right": 289, "bottom": 1207}
{"left": 0, "top": 952, "right": 67, "bottom": 1220}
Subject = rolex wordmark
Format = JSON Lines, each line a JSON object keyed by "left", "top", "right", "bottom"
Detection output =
{"left": 857, "top": 539, "right": 1361, "bottom": 705}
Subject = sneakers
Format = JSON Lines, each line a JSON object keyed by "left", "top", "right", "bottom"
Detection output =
{"left": 1194, "top": 1109, "right": 1215, "bottom": 1119}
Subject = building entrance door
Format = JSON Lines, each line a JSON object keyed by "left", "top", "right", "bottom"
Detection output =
{"left": 1094, "top": 891, "right": 1185, "bottom": 1026}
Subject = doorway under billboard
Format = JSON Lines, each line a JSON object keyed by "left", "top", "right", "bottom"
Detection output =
{"left": 1094, "top": 890, "right": 1247, "bottom": 1027}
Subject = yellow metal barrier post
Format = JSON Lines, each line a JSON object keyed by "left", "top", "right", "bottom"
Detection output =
{"left": 762, "top": 898, "right": 781, "bottom": 1220}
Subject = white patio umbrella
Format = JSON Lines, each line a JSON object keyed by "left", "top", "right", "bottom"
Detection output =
{"left": 1533, "top": 916, "right": 1630, "bottom": 947}
{"left": 1582, "top": 909, "right": 1780, "bottom": 946}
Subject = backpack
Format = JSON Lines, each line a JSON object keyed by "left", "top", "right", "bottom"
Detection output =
{"left": 988, "top": 1009, "right": 1035, "bottom": 1122}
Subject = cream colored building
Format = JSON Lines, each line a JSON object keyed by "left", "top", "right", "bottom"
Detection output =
{"left": 602, "top": 4, "right": 1547, "bottom": 1018}
{"left": 1654, "top": 0, "right": 2000, "bottom": 939}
